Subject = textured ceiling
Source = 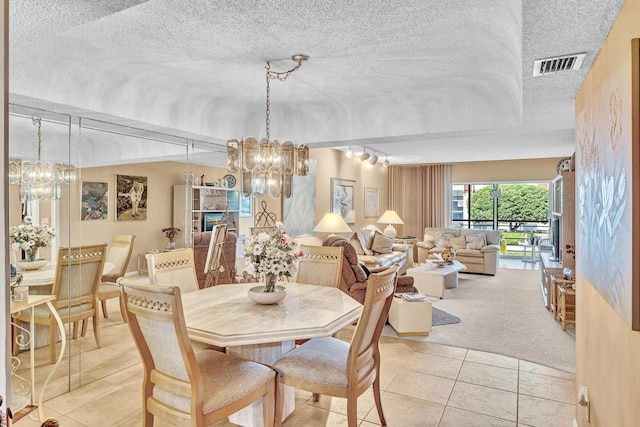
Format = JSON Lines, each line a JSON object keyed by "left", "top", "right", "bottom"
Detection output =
{"left": 8, "top": 0, "right": 625, "bottom": 167}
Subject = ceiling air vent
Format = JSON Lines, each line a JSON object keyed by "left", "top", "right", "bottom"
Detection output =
{"left": 533, "top": 53, "right": 586, "bottom": 76}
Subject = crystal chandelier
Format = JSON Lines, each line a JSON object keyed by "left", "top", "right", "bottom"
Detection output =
{"left": 227, "top": 54, "right": 310, "bottom": 198}
{"left": 9, "top": 117, "right": 76, "bottom": 201}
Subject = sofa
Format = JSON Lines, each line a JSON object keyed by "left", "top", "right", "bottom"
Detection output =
{"left": 322, "top": 236, "right": 416, "bottom": 304}
{"left": 416, "top": 227, "right": 500, "bottom": 275}
{"left": 192, "top": 231, "right": 237, "bottom": 288}
{"left": 348, "top": 227, "right": 411, "bottom": 276}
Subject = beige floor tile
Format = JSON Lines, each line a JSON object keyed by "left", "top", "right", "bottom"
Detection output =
{"left": 519, "top": 360, "right": 575, "bottom": 380}
{"left": 282, "top": 402, "right": 350, "bottom": 426}
{"left": 61, "top": 386, "right": 140, "bottom": 425}
{"left": 406, "top": 351, "right": 463, "bottom": 379}
{"left": 17, "top": 407, "right": 88, "bottom": 427}
{"left": 448, "top": 381, "right": 518, "bottom": 421}
{"left": 363, "top": 391, "right": 445, "bottom": 427}
{"left": 517, "top": 395, "right": 576, "bottom": 427}
{"left": 439, "top": 406, "right": 516, "bottom": 426}
{"left": 44, "top": 378, "right": 124, "bottom": 415}
{"left": 412, "top": 341, "right": 468, "bottom": 360}
{"left": 386, "top": 370, "right": 455, "bottom": 405}
{"left": 518, "top": 371, "right": 575, "bottom": 404}
{"left": 457, "top": 361, "right": 519, "bottom": 392}
{"left": 305, "top": 388, "right": 376, "bottom": 420}
{"left": 465, "top": 350, "right": 519, "bottom": 370}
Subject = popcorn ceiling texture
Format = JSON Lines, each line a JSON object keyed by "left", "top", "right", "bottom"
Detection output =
{"left": 8, "top": 0, "right": 624, "bottom": 166}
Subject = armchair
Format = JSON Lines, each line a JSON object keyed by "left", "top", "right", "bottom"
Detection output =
{"left": 322, "top": 236, "right": 416, "bottom": 304}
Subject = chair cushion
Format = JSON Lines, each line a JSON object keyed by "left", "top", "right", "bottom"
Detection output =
{"left": 98, "top": 282, "right": 121, "bottom": 297}
{"left": 153, "top": 349, "right": 274, "bottom": 414}
{"left": 273, "top": 336, "right": 349, "bottom": 388}
{"left": 371, "top": 232, "right": 394, "bottom": 254}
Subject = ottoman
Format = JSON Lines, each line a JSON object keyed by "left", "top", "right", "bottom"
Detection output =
{"left": 388, "top": 297, "right": 432, "bottom": 336}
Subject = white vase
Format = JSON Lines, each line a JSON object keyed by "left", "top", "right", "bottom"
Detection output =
{"left": 16, "top": 259, "right": 47, "bottom": 270}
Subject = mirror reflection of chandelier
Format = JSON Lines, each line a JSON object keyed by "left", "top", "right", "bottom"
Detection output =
{"left": 8, "top": 117, "right": 76, "bottom": 201}
{"left": 227, "top": 54, "right": 310, "bottom": 199}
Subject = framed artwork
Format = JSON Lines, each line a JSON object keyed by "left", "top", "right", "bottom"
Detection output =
{"left": 331, "top": 178, "right": 356, "bottom": 224}
{"left": 364, "top": 187, "right": 379, "bottom": 218}
{"left": 240, "top": 194, "right": 253, "bottom": 218}
{"left": 283, "top": 159, "right": 318, "bottom": 236}
{"left": 116, "top": 174, "right": 147, "bottom": 221}
{"left": 81, "top": 181, "right": 108, "bottom": 220}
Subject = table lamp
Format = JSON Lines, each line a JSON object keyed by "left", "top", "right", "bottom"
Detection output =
{"left": 377, "top": 210, "right": 404, "bottom": 239}
{"left": 313, "top": 213, "right": 352, "bottom": 236}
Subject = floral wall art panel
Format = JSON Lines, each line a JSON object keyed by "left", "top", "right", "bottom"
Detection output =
{"left": 575, "top": 38, "right": 639, "bottom": 329}
{"left": 81, "top": 181, "right": 108, "bottom": 220}
{"left": 331, "top": 178, "right": 356, "bottom": 224}
{"left": 116, "top": 174, "right": 147, "bottom": 221}
{"left": 283, "top": 159, "right": 317, "bottom": 237}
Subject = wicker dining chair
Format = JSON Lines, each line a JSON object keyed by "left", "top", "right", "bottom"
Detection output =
{"left": 97, "top": 234, "right": 135, "bottom": 320}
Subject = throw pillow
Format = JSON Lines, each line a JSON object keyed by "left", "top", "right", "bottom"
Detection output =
{"left": 350, "top": 233, "right": 368, "bottom": 255}
{"left": 465, "top": 232, "right": 487, "bottom": 250}
{"left": 450, "top": 235, "right": 467, "bottom": 250}
{"left": 371, "top": 231, "right": 394, "bottom": 254}
{"left": 434, "top": 231, "right": 457, "bottom": 248}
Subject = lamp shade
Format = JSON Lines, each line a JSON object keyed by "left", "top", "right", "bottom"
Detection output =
{"left": 377, "top": 210, "right": 404, "bottom": 225}
{"left": 313, "top": 213, "right": 352, "bottom": 234}
{"left": 377, "top": 210, "right": 403, "bottom": 239}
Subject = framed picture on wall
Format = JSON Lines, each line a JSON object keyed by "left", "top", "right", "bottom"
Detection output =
{"left": 116, "top": 174, "right": 147, "bottom": 221}
{"left": 364, "top": 187, "right": 379, "bottom": 218}
{"left": 81, "top": 181, "right": 108, "bottom": 220}
{"left": 331, "top": 178, "right": 356, "bottom": 224}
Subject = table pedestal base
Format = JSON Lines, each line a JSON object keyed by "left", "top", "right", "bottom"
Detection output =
{"left": 228, "top": 340, "right": 295, "bottom": 427}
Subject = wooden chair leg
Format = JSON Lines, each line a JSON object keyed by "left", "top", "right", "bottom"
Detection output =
{"left": 80, "top": 319, "right": 88, "bottom": 337}
{"left": 101, "top": 299, "right": 109, "bottom": 318}
{"left": 118, "top": 293, "right": 129, "bottom": 323}
{"left": 372, "top": 371, "right": 386, "bottom": 425}
{"left": 312, "top": 393, "right": 320, "bottom": 402}
{"left": 263, "top": 378, "right": 275, "bottom": 427}
{"left": 346, "top": 394, "right": 358, "bottom": 427}
{"left": 274, "top": 373, "right": 284, "bottom": 427}
{"left": 93, "top": 314, "right": 101, "bottom": 348}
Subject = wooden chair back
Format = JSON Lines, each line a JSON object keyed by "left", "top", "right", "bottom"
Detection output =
{"left": 146, "top": 248, "right": 199, "bottom": 293}
{"left": 101, "top": 234, "right": 135, "bottom": 283}
{"left": 53, "top": 244, "right": 108, "bottom": 312}
{"left": 204, "top": 224, "right": 227, "bottom": 287}
{"left": 119, "top": 279, "right": 204, "bottom": 423}
{"left": 347, "top": 264, "right": 398, "bottom": 386}
{"left": 294, "top": 245, "right": 344, "bottom": 288}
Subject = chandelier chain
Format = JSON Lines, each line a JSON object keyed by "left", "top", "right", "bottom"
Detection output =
{"left": 33, "top": 117, "right": 42, "bottom": 161}
{"left": 264, "top": 56, "right": 306, "bottom": 141}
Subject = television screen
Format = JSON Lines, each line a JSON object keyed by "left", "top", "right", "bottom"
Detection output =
{"left": 550, "top": 217, "right": 560, "bottom": 261}
{"left": 202, "top": 213, "right": 224, "bottom": 231}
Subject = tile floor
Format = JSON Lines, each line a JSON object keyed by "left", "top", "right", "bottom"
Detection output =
{"left": 13, "top": 261, "right": 576, "bottom": 427}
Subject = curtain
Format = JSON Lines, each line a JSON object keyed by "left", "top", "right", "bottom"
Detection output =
{"left": 389, "top": 164, "right": 451, "bottom": 239}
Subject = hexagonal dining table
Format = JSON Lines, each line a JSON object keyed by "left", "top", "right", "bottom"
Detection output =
{"left": 180, "top": 282, "right": 363, "bottom": 427}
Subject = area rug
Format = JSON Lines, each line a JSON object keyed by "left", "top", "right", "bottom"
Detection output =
{"left": 432, "top": 307, "right": 461, "bottom": 326}
{"left": 383, "top": 268, "right": 576, "bottom": 373}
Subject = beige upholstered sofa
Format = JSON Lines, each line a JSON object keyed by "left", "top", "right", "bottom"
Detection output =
{"left": 349, "top": 227, "right": 411, "bottom": 276}
{"left": 416, "top": 227, "right": 500, "bottom": 275}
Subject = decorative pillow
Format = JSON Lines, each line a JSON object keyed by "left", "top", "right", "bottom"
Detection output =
{"left": 434, "top": 231, "right": 457, "bottom": 248}
{"left": 350, "top": 232, "right": 372, "bottom": 256}
{"left": 371, "top": 231, "right": 394, "bottom": 254}
{"left": 465, "top": 232, "right": 487, "bottom": 250}
{"left": 450, "top": 235, "right": 467, "bottom": 250}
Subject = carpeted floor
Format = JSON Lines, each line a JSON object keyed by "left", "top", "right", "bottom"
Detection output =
{"left": 383, "top": 268, "right": 576, "bottom": 373}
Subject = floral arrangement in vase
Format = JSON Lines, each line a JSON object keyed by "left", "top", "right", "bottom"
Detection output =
{"left": 242, "top": 222, "right": 302, "bottom": 292}
{"left": 9, "top": 216, "right": 56, "bottom": 262}
{"left": 162, "top": 226, "right": 181, "bottom": 249}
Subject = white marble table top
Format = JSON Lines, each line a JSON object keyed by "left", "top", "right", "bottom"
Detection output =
{"left": 181, "top": 282, "right": 362, "bottom": 347}
{"left": 18, "top": 263, "right": 56, "bottom": 287}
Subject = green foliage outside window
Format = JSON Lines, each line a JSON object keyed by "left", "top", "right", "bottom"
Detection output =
{"left": 471, "top": 184, "right": 549, "bottom": 232}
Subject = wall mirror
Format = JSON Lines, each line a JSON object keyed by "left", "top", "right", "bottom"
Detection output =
{"left": 8, "top": 104, "right": 228, "bottom": 409}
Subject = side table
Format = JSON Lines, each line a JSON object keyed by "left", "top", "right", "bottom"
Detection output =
{"left": 395, "top": 236, "right": 418, "bottom": 266}
{"left": 388, "top": 297, "right": 432, "bottom": 336}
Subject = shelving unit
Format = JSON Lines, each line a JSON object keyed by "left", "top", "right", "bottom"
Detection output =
{"left": 173, "top": 185, "right": 240, "bottom": 246}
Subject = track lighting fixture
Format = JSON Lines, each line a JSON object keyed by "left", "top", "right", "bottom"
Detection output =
{"left": 345, "top": 146, "right": 353, "bottom": 158}
{"left": 359, "top": 149, "right": 370, "bottom": 161}
{"left": 369, "top": 151, "right": 379, "bottom": 165}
